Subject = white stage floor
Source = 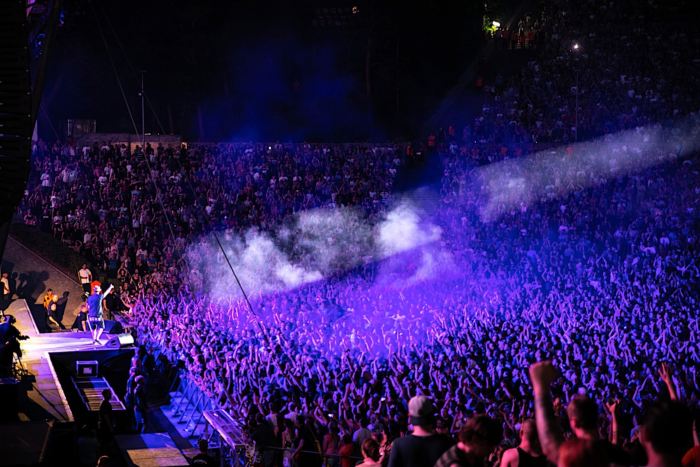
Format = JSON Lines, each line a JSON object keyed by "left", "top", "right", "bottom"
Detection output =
{"left": 9, "top": 299, "right": 116, "bottom": 422}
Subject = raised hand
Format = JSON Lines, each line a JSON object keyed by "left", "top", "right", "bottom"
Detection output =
{"left": 658, "top": 362, "right": 672, "bottom": 384}
{"left": 529, "top": 360, "right": 557, "bottom": 391}
{"left": 658, "top": 362, "right": 679, "bottom": 400}
{"left": 604, "top": 399, "right": 618, "bottom": 416}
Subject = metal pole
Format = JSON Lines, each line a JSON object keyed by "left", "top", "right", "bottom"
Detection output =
{"left": 178, "top": 394, "right": 194, "bottom": 424}
{"left": 173, "top": 376, "right": 191, "bottom": 416}
{"left": 183, "top": 391, "right": 204, "bottom": 429}
{"left": 140, "top": 70, "right": 145, "bottom": 150}
{"left": 189, "top": 399, "right": 210, "bottom": 437}
{"left": 168, "top": 367, "right": 182, "bottom": 394}
{"left": 575, "top": 70, "right": 579, "bottom": 142}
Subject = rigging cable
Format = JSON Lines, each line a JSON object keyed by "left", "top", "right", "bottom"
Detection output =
{"left": 88, "top": 1, "right": 290, "bottom": 371}
{"left": 89, "top": 0, "right": 177, "bottom": 243}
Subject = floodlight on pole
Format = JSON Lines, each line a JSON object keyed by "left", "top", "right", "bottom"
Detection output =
{"left": 570, "top": 42, "right": 581, "bottom": 141}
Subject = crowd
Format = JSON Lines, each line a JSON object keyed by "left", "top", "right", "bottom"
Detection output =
{"left": 489, "top": 11, "right": 546, "bottom": 50}
{"left": 129, "top": 149, "right": 699, "bottom": 466}
{"left": 20, "top": 141, "right": 403, "bottom": 304}
{"left": 11, "top": 0, "right": 700, "bottom": 465}
{"left": 436, "top": 0, "right": 700, "bottom": 165}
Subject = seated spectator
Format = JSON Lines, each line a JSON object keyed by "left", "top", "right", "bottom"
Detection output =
{"left": 46, "top": 294, "right": 65, "bottom": 330}
{"left": 42, "top": 288, "right": 55, "bottom": 310}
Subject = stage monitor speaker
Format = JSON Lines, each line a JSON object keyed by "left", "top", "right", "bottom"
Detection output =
{"left": 76, "top": 360, "right": 98, "bottom": 377}
{"left": 103, "top": 320, "right": 124, "bottom": 334}
{"left": 104, "top": 333, "right": 134, "bottom": 349}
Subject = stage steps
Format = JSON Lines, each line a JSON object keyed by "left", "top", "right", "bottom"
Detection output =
{"left": 72, "top": 377, "right": 126, "bottom": 412}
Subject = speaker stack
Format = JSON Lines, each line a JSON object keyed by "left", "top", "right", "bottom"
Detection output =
{"left": 0, "top": 0, "right": 33, "bottom": 226}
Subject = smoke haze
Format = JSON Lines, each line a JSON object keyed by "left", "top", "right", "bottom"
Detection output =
{"left": 187, "top": 195, "right": 452, "bottom": 300}
{"left": 475, "top": 114, "right": 700, "bottom": 220}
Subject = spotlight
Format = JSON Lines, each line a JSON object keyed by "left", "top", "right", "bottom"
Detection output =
{"left": 485, "top": 19, "right": 501, "bottom": 34}
{"left": 352, "top": 5, "right": 359, "bottom": 15}
{"left": 572, "top": 42, "right": 580, "bottom": 51}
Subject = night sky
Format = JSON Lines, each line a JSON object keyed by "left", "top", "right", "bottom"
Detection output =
{"left": 39, "top": 0, "right": 483, "bottom": 141}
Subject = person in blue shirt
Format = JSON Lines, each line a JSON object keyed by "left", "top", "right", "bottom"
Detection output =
{"left": 87, "top": 283, "right": 113, "bottom": 345}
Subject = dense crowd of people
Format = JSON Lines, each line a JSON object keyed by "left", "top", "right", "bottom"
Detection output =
{"left": 439, "top": 0, "right": 700, "bottom": 165}
{"left": 10, "top": 0, "right": 700, "bottom": 465}
{"left": 128, "top": 149, "right": 699, "bottom": 465}
{"left": 20, "top": 141, "right": 403, "bottom": 305}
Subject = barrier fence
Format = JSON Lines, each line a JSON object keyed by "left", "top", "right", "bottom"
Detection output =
{"left": 169, "top": 370, "right": 218, "bottom": 437}
{"left": 168, "top": 371, "right": 366, "bottom": 466}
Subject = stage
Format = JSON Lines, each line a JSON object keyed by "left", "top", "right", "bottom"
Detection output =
{"left": 1, "top": 236, "right": 200, "bottom": 464}
{"left": 7, "top": 298, "right": 120, "bottom": 422}
{"left": 115, "top": 433, "right": 191, "bottom": 467}
{"left": 1, "top": 233, "right": 126, "bottom": 422}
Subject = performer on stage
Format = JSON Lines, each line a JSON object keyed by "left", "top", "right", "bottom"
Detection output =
{"left": 46, "top": 294, "right": 66, "bottom": 330}
{"left": 87, "top": 283, "right": 114, "bottom": 345}
{"left": 42, "top": 288, "right": 55, "bottom": 310}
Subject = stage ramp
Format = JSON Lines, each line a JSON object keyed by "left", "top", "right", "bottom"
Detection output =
{"left": 2, "top": 234, "right": 84, "bottom": 327}
{"left": 5, "top": 298, "right": 73, "bottom": 422}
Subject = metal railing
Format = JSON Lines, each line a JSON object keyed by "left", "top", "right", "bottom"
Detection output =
{"left": 166, "top": 368, "right": 365, "bottom": 466}
{"left": 169, "top": 370, "right": 217, "bottom": 437}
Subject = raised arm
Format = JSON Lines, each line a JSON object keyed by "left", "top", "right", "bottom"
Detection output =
{"left": 604, "top": 399, "right": 620, "bottom": 445}
{"left": 529, "top": 360, "right": 563, "bottom": 465}
{"left": 659, "top": 362, "right": 679, "bottom": 401}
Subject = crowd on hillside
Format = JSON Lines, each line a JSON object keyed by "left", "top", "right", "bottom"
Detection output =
{"left": 10, "top": 0, "right": 700, "bottom": 465}
{"left": 129, "top": 150, "right": 699, "bottom": 466}
{"left": 437, "top": 0, "right": 700, "bottom": 166}
{"left": 19, "top": 141, "right": 403, "bottom": 305}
